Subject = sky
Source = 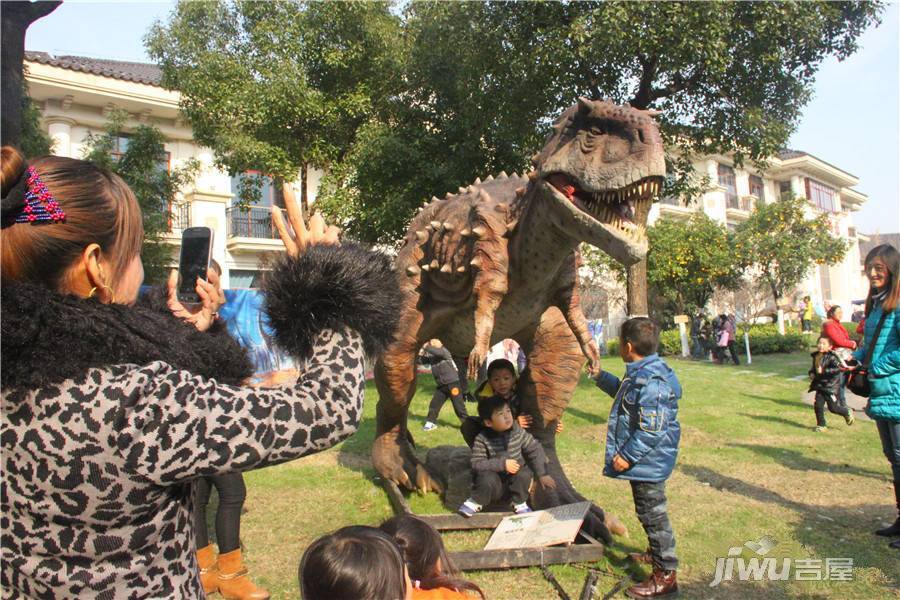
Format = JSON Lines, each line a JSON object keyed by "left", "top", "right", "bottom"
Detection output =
{"left": 25, "top": 0, "right": 900, "bottom": 234}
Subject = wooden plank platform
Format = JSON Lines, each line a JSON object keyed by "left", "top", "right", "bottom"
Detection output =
{"left": 418, "top": 512, "right": 511, "bottom": 531}
{"left": 379, "top": 476, "right": 604, "bottom": 572}
{"left": 450, "top": 544, "right": 606, "bottom": 571}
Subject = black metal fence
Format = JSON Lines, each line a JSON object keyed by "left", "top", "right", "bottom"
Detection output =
{"left": 226, "top": 206, "right": 279, "bottom": 239}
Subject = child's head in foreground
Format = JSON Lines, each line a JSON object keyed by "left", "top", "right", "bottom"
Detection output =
{"left": 817, "top": 336, "right": 833, "bottom": 353}
{"left": 619, "top": 317, "right": 660, "bottom": 362}
{"left": 478, "top": 394, "right": 514, "bottom": 433}
{"left": 486, "top": 358, "right": 516, "bottom": 398}
{"left": 299, "top": 525, "right": 411, "bottom": 600}
{"left": 379, "top": 515, "right": 485, "bottom": 598}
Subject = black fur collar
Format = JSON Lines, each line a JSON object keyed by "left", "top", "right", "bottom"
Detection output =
{"left": 1, "top": 282, "right": 253, "bottom": 391}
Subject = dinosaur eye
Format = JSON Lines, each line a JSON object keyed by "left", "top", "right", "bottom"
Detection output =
{"left": 590, "top": 125, "right": 605, "bottom": 136}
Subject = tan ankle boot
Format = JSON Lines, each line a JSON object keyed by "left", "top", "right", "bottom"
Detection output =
{"left": 215, "top": 549, "right": 270, "bottom": 600}
{"left": 196, "top": 544, "right": 219, "bottom": 595}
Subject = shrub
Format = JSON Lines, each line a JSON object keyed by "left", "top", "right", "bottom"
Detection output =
{"left": 605, "top": 322, "right": 812, "bottom": 357}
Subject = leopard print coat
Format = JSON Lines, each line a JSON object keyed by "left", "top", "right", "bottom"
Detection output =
{"left": 1, "top": 244, "right": 400, "bottom": 599}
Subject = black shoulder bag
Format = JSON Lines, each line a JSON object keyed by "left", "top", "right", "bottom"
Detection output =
{"left": 846, "top": 309, "right": 889, "bottom": 397}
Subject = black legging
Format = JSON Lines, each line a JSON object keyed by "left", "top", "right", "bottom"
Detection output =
{"left": 194, "top": 473, "right": 247, "bottom": 553}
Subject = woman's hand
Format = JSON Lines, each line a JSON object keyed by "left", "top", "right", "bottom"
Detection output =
{"left": 517, "top": 414, "right": 533, "bottom": 429}
{"left": 166, "top": 267, "right": 225, "bottom": 332}
{"left": 271, "top": 182, "right": 340, "bottom": 257}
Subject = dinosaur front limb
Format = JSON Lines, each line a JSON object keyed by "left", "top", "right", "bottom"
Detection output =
{"left": 554, "top": 254, "right": 601, "bottom": 375}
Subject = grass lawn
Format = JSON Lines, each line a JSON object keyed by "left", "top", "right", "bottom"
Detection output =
{"left": 227, "top": 352, "right": 899, "bottom": 599}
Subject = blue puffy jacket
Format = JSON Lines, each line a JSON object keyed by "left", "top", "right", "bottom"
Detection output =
{"left": 853, "top": 299, "right": 900, "bottom": 422}
{"left": 595, "top": 354, "right": 682, "bottom": 482}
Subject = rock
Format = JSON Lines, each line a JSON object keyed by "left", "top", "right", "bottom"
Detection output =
{"left": 425, "top": 445, "right": 474, "bottom": 510}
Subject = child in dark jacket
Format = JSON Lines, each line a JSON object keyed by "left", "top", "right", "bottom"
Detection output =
{"left": 458, "top": 395, "right": 556, "bottom": 517}
{"left": 421, "top": 339, "right": 468, "bottom": 431}
{"left": 809, "top": 336, "right": 855, "bottom": 432}
{"left": 594, "top": 317, "right": 681, "bottom": 599}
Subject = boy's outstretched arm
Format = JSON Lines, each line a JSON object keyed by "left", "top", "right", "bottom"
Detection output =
{"left": 617, "top": 378, "right": 674, "bottom": 467}
{"left": 593, "top": 370, "right": 621, "bottom": 399}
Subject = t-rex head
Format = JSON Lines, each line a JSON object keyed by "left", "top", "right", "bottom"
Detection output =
{"left": 533, "top": 98, "right": 665, "bottom": 266}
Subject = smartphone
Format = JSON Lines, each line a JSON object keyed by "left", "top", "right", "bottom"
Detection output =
{"left": 177, "top": 227, "right": 213, "bottom": 304}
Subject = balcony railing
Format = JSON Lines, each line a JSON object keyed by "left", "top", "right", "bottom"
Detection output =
{"left": 226, "top": 206, "right": 280, "bottom": 239}
{"left": 170, "top": 203, "right": 190, "bottom": 231}
{"left": 726, "top": 195, "right": 754, "bottom": 212}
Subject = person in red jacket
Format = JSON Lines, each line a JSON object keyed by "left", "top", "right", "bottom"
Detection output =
{"left": 821, "top": 305, "right": 858, "bottom": 407}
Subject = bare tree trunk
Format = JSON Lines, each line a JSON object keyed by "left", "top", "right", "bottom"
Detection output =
{"left": 626, "top": 258, "right": 649, "bottom": 317}
{"left": 300, "top": 163, "right": 309, "bottom": 219}
{"left": 1, "top": 1, "right": 61, "bottom": 148}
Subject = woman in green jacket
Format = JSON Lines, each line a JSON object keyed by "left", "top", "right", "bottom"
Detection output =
{"left": 853, "top": 244, "right": 900, "bottom": 549}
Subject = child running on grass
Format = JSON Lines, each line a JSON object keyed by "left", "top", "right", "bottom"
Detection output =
{"left": 380, "top": 515, "right": 485, "bottom": 599}
{"left": 594, "top": 317, "right": 681, "bottom": 599}
{"left": 809, "top": 335, "right": 855, "bottom": 432}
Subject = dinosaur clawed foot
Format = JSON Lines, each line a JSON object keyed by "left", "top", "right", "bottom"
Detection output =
{"left": 372, "top": 427, "right": 442, "bottom": 495}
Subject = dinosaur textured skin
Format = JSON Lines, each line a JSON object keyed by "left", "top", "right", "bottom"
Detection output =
{"left": 373, "top": 99, "right": 665, "bottom": 537}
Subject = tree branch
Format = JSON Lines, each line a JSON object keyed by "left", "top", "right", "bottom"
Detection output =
{"left": 630, "top": 55, "right": 658, "bottom": 109}
{"left": 27, "top": 1, "right": 62, "bottom": 22}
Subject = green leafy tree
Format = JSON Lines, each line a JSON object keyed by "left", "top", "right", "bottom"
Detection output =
{"left": 316, "top": 0, "right": 880, "bottom": 313}
{"left": 646, "top": 214, "right": 742, "bottom": 315}
{"left": 82, "top": 111, "right": 199, "bottom": 284}
{"left": 735, "top": 196, "right": 847, "bottom": 331}
{"left": 20, "top": 90, "right": 53, "bottom": 158}
{"left": 145, "top": 0, "right": 404, "bottom": 215}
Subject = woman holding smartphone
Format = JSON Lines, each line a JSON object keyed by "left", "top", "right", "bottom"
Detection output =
{"left": 0, "top": 147, "right": 401, "bottom": 597}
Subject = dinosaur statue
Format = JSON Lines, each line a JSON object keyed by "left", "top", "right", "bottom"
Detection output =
{"left": 373, "top": 98, "right": 665, "bottom": 540}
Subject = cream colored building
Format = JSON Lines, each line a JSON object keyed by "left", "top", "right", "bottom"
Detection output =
{"left": 24, "top": 51, "right": 323, "bottom": 288}
{"left": 598, "top": 152, "right": 870, "bottom": 337}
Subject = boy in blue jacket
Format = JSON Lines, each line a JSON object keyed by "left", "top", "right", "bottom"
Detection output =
{"left": 595, "top": 317, "right": 681, "bottom": 599}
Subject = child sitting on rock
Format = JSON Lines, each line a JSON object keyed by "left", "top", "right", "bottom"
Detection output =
{"left": 458, "top": 395, "right": 556, "bottom": 517}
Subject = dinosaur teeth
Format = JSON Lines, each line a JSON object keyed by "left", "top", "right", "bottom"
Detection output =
{"left": 442, "top": 221, "right": 454, "bottom": 231}
{"left": 421, "top": 263, "right": 431, "bottom": 272}
{"left": 457, "top": 266, "right": 466, "bottom": 273}
{"left": 470, "top": 257, "right": 483, "bottom": 268}
{"left": 406, "top": 265, "right": 420, "bottom": 276}
{"left": 430, "top": 260, "right": 439, "bottom": 270}
{"left": 460, "top": 228, "right": 472, "bottom": 237}
{"left": 440, "top": 263, "right": 452, "bottom": 273}
{"left": 430, "top": 220, "right": 441, "bottom": 230}
{"left": 472, "top": 225, "right": 487, "bottom": 238}
{"left": 415, "top": 231, "right": 428, "bottom": 243}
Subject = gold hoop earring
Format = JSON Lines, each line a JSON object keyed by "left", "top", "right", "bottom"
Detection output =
{"left": 88, "top": 284, "right": 116, "bottom": 303}
{"left": 101, "top": 283, "right": 116, "bottom": 304}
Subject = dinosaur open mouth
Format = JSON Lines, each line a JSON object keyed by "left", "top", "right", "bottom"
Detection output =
{"left": 546, "top": 173, "right": 660, "bottom": 240}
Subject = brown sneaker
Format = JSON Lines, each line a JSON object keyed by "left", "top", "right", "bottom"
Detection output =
{"left": 625, "top": 569, "right": 678, "bottom": 598}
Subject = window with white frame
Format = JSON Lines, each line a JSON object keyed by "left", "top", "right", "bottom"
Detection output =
{"left": 806, "top": 178, "right": 836, "bottom": 212}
